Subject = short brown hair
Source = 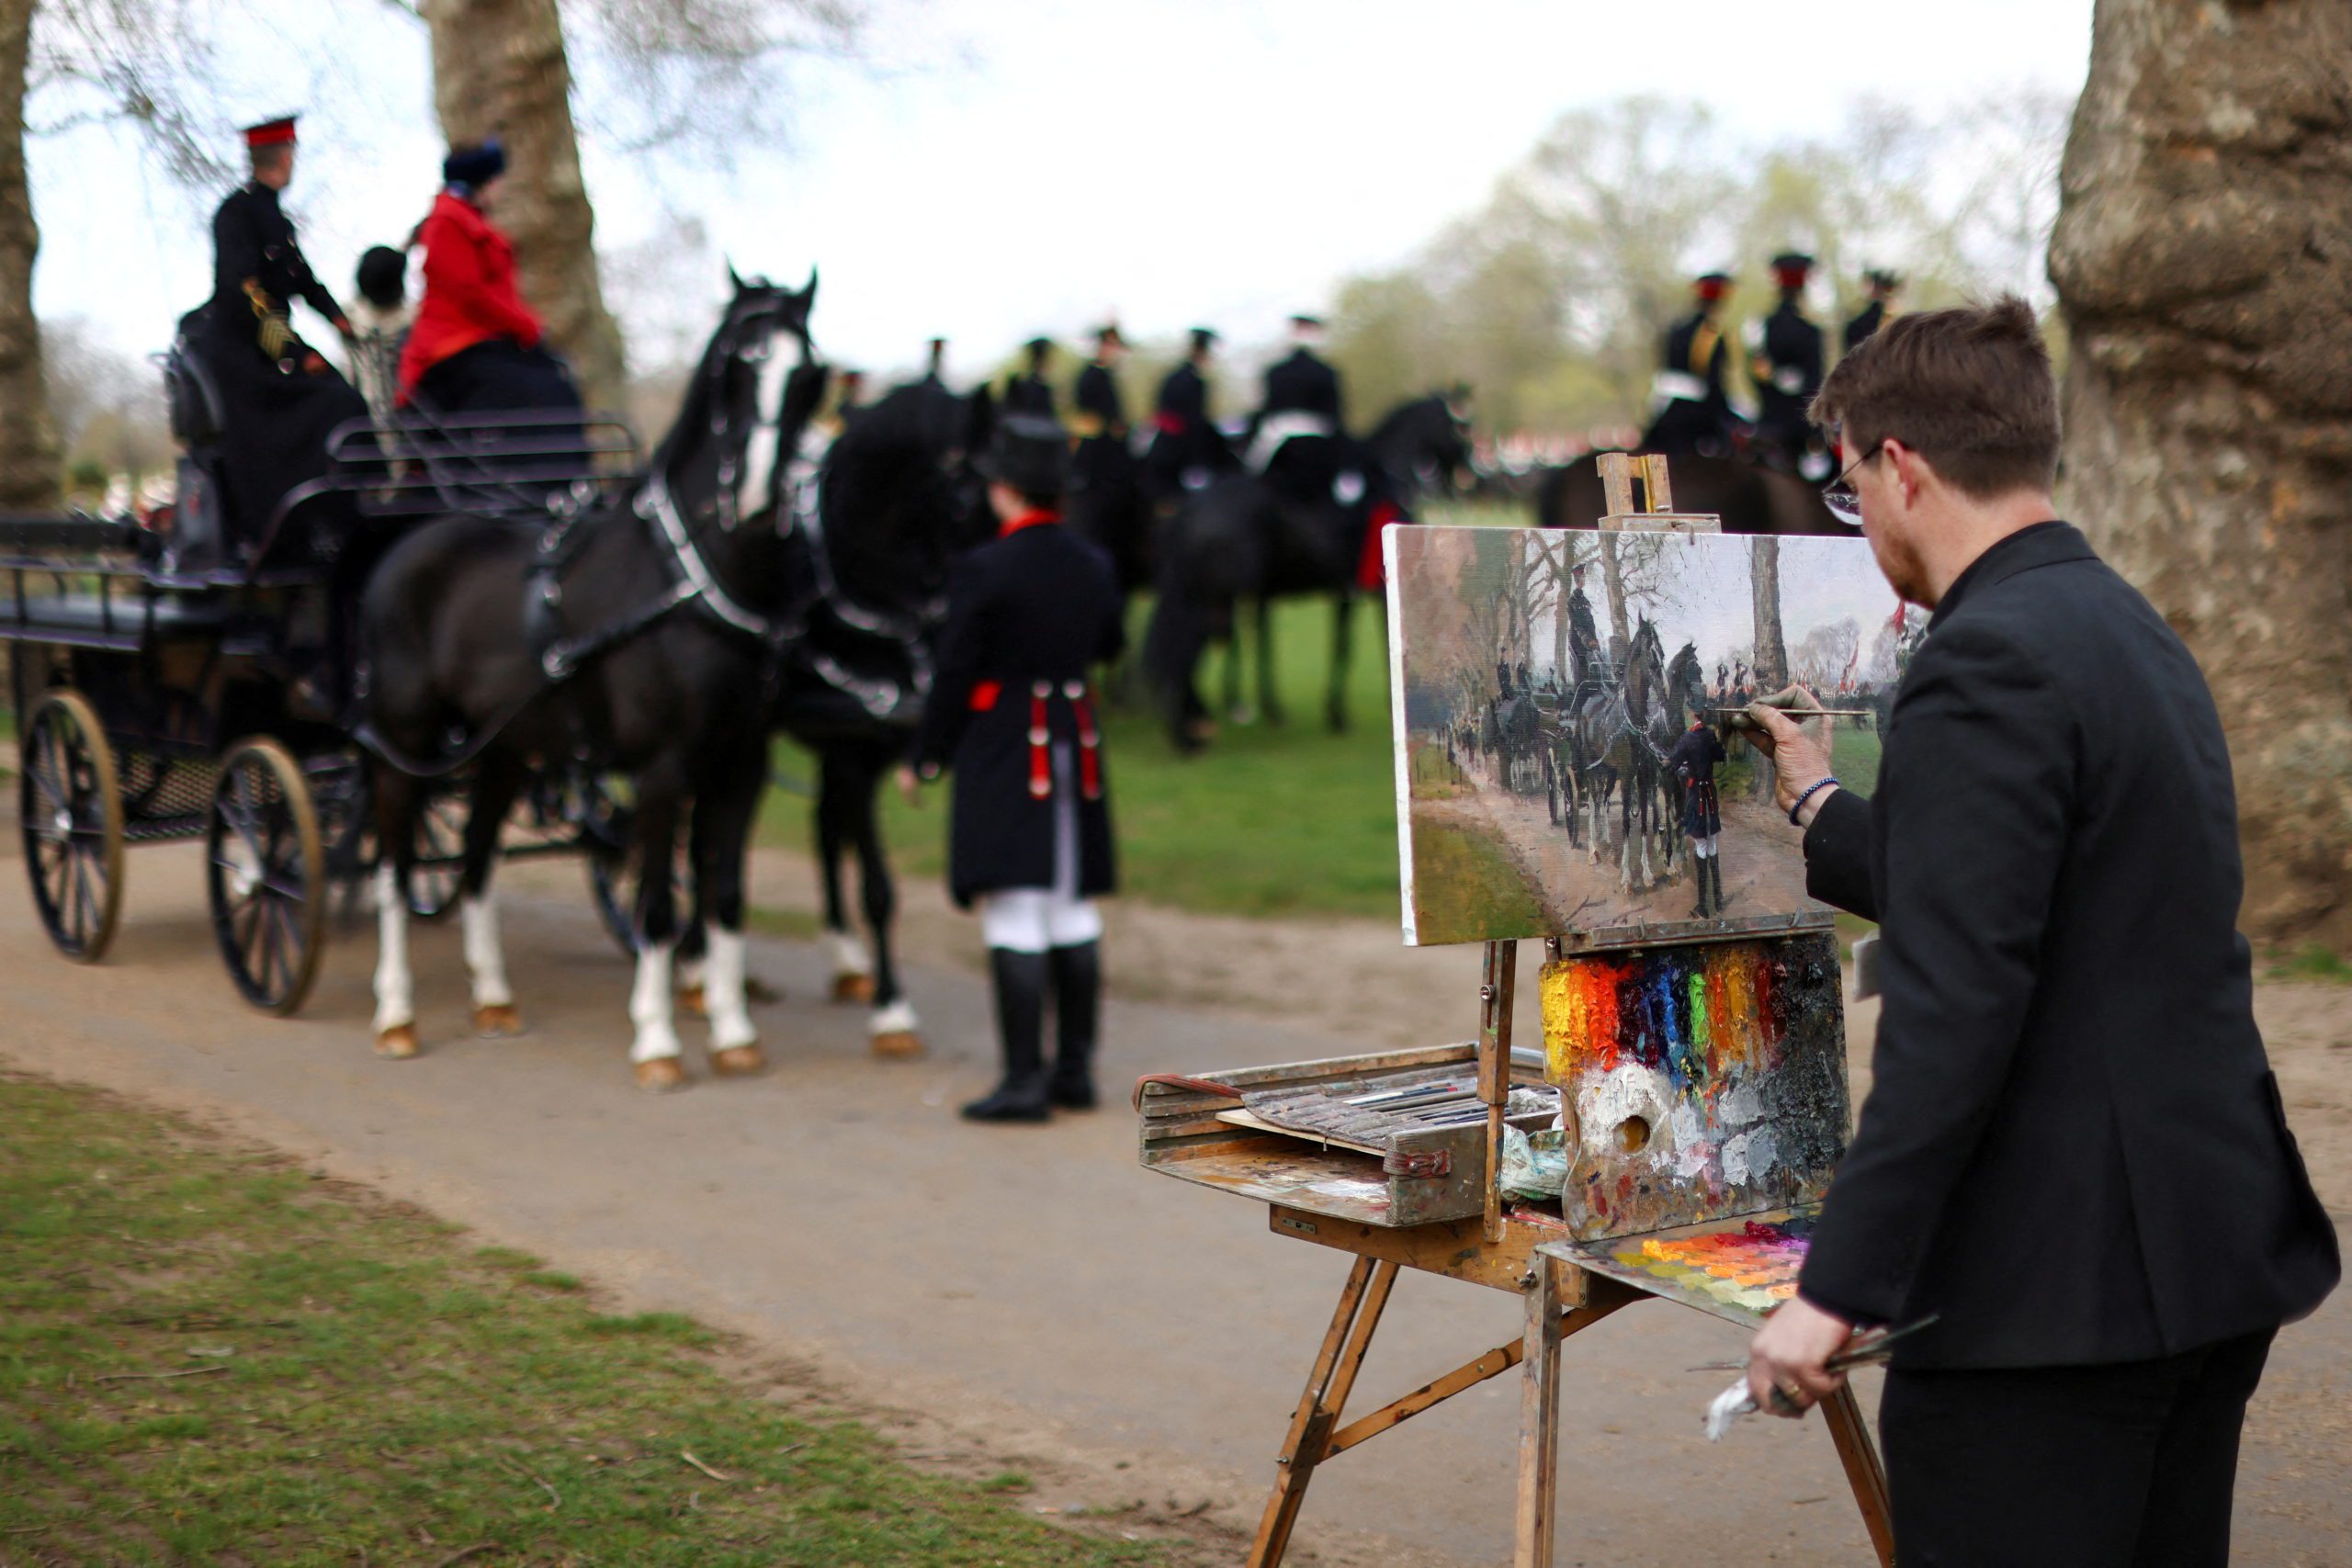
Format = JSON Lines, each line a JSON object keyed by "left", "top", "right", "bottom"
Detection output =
{"left": 1811, "top": 297, "right": 2059, "bottom": 501}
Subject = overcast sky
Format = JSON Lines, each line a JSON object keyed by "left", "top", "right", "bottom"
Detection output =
{"left": 35, "top": 0, "right": 2095, "bottom": 382}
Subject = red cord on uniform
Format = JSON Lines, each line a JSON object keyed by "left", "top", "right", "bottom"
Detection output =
{"left": 1075, "top": 689, "right": 1102, "bottom": 800}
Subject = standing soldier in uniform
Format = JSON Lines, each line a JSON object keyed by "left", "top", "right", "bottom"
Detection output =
{"left": 906, "top": 413, "right": 1125, "bottom": 1123}
{"left": 1640, "top": 271, "right": 1740, "bottom": 458}
{"left": 1146, "top": 326, "right": 1224, "bottom": 508}
{"left": 1002, "top": 336, "right": 1057, "bottom": 416}
{"left": 1843, "top": 268, "right": 1902, "bottom": 354}
{"left": 1749, "top": 252, "right": 1829, "bottom": 479}
{"left": 181, "top": 115, "right": 368, "bottom": 555}
{"left": 1669, "top": 714, "right": 1729, "bottom": 918}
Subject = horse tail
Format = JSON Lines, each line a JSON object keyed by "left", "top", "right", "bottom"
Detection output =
{"left": 1141, "top": 554, "right": 1211, "bottom": 739}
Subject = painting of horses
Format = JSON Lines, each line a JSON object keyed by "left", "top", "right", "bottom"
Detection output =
{"left": 1383, "top": 525, "right": 1912, "bottom": 948}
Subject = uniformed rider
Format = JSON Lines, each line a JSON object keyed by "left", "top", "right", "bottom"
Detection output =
{"left": 1002, "top": 336, "right": 1057, "bottom": 416}
{"left": 905, "top": 412, "right": 1125, "bottom": 1123}
{"left": 1069, "top": 322, "right": 1130, "bottom": 494}
{"left": 1843, "top": 268, "right": 1902, "bottom": 354}
{"left": 180, "top": 115, "right": 368, "bottom": 557}
{"left": 1145, "top": 326, "right": 1224, "bottom": 506}
{"left": 1639, "top": 271, "right": 1740, "bottom": 458}
{"left": 1566, "top": 561, "right": 1602, "bottom": 692}
{"left": 1748, "top": 251, "right": 1829, "bottom": 479}
{"left": 1245, "top": 312, "right": 1344, "bottom": 472}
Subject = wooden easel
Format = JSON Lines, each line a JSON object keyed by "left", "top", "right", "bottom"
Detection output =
{"left": 1239, "top": 935, "right": 1893, "bottom": 1568}
{"left": 1144, "top": 457, "right": 1895, "bottom": 1565}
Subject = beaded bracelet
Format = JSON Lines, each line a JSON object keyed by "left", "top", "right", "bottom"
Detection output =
{"left": 1789, "top": 776, "right": 1841, "bottom": 827}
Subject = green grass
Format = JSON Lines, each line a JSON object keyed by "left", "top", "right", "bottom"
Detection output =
{"left": 0, "top": 1070, "right": 1173, "bottom": 1567}
{"left": 1408, "top": 810, "right": 1545, "bottom": 941}
{"left": 2266, "top": 943, "right": 2352, "bottom": 985}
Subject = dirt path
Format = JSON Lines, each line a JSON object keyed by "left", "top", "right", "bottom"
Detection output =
{"left": 2, "top": 818, "right": 2346, "bottom": 1565}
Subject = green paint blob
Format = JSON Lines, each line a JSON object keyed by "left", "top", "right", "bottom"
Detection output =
{"left": 1688, "top": 971, "right": 1711, "bottom": 1053}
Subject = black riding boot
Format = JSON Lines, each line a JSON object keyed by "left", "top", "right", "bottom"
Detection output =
{"left": 1708, "top": 853, "right": 1728, "bottom": 912}
{"left": 962, "top": 948, "right": 1053, "bottom": 1123}
{"left": 1690, "top": 853, "right": 1713, "bottom": 919}
{"left": 1047, "top": 941, "right": 1102, "bottom": 1110}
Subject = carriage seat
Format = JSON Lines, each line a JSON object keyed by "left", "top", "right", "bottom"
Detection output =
{"left": 6, "top": 589, "right": 230, "bottom": 643}
{"left": 164, "top": 337, "right": 228, "bottom": 449}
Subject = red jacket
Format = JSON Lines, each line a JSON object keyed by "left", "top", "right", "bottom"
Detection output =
{"left": 398, "top": 190, "right": 541, "bottom": 398}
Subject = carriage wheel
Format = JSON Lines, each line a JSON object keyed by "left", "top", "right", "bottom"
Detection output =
{"left": 408, "top": 789, "right": 467, "bottom": 922}
{"left": 207, "top": 739, "right": 327, "bottom": 1016}
{"left": 585, "top": 837, "right": 695, "bottom": 957}
{"left": 18, "top": 690, "right": 126, "bottom": 963}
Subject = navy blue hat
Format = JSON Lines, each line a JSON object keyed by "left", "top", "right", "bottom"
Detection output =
{"left": 978, "top": 412, "right": 1071, "bottom": 498}
{"left": 442, "top": 139, "right": 507, "bottom": 187}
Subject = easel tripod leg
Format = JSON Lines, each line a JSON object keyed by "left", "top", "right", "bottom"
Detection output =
{"left": 1514, "top": 1257, "right": 1565, "bottom": 1566}
{"left": 1821, "top": 1382, "right": 1896, "bottom": 1567}
{"left": 1249, "top": 1258, "right": 1399, "bottom": 1567}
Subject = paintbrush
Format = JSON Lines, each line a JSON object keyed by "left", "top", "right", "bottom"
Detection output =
{"left": 1699, "top": 1317, "right": 1939, "bottom": 1442}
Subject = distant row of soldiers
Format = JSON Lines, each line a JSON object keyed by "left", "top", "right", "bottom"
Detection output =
{"left": 1641, "top": 254, "right": 1903, "bottom": 481}
{"left": 861, "top": 313, "right": 1347, "bottom": 508}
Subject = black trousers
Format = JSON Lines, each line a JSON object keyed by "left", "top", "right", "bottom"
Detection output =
{"left": 1879, "top": 1327, "right": 2275, "bottom": 1568}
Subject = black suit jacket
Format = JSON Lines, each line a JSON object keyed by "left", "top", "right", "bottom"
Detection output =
{"left": 1797, "top": 522, "right": 2337, "bottom": 1369}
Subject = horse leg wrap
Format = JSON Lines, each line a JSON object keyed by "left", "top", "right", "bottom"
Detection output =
{"left": 461, "top": 894, "right": 514, "bottom": 1010}
{"left": 372, "top": 864, "right": 415, "bottom": 1036}
{"left": 703, "top": 926, "right": 757, "bottom": 1052}
{"left": 628, "top": 941, "right": 684, "bottom": 1065}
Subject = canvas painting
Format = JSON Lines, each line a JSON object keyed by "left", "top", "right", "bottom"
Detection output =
{"left": 1384, "top": 525, "right": 1915, "bottom": 948}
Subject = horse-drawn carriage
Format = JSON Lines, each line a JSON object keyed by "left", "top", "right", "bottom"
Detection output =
{"left": 3, "top": 378, "right": 643, "bottom": 1016}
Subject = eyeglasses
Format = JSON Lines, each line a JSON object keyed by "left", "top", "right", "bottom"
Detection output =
{"left": 1821, "top": 441, "right": 1884, "bottom": 526}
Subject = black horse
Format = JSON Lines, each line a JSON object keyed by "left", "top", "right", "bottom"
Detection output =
{"left": 1533, "top": 451, "right": 1846, "bottom": 536}
{"left": 1141, "top": 394, "right": 1466, "bottom": 751}
{"left": 771, "top": 378, "right": 993, "bottom": 1054}
{"left": 358, "top": 271, "right": 827, "bottom": 1090}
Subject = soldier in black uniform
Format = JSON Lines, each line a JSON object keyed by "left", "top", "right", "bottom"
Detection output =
{"left": 907, "top": 413, "right": 1125, "bottom": 1123}
{"left": 1146, "top": 326, "right": 1224, "bottom": 507}
{"left": 1640, "top": 272, "right": 1740, "bottom": 458}
{"left": 1566, "top": 562, "right": 1601, "bottom": 692}
{"left": 1668, "top": 716, "right": 1729, "bottom": 917}
{"left": 1002, "top": 336, "right": 1057, "bottom": 416}
{"left": 179, "top": 116, "right": 368, "bottom": 557}
{"left": 1749, "top": 252, "right": 1829, "bottom": 479}
{"left": 1246, "top": 313, "right": 1344, "bottom": 471}
{"left": 1070, "top": 323, "right": 1126, "bottom": 450}
{"left": 1844, "top": 268, "right": 1902, "bottom": 354}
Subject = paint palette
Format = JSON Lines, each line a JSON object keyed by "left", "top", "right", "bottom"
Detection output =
{"left": 1540, "top": 934, "right": 1849, "bottom": 1242}
{"left": 1566, "top": 1213, "right": 1816, "bottom": 1325}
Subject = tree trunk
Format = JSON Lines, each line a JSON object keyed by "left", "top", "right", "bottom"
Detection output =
{"left": 1749, "top": 536, "right": 1787, "bottom": 689}
{"left": 0, "top": 0, "right": 57, "bottom": 511}
{"left": 2049, "top": 0, "right": 2352, "bottom": 945}
{"left": 423, "top": 0, "right": 627, "bottom": 415}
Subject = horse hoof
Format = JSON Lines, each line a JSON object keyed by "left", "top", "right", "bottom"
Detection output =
{"left": 870, "top": 1030, "right": 924, "bottom": 1060}
{"left": 675, "top": 986, "right": 708, "bottom": 1019}
{"left": 474, "top": 1004, "right": 525, "bottom": 1038}
{"left": 375, "top": 1024, "right": 421, "bottom": 1060}
{"left": 634, "top": 1056, "right": 690, "bottom": 1093}
{"left": 745, "top": 976, "right": 785, "bottom": 1005}
{"left": 709, "top": 1044, "right": 766, "bottom": 1077}
{"left": 831, "top": 972, "right": 876, "bottom": 1005}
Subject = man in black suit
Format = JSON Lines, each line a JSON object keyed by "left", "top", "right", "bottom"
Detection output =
{"left": 1742, "top": 299, "right": 2336, "bottom": 1565}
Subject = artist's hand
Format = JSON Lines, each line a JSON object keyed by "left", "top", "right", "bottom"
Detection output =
{"left": 1746, "top": 1295, "right": 1851, "bottom": 1418}
{"left": 1747, "top": 687, "right": 1836, "bottom": 819}
{"left": 894, "top": 764, "right": 922, "bottom": 807}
